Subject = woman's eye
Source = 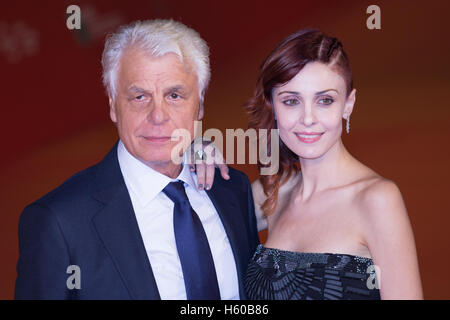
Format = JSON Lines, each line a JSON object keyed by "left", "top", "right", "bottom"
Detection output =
{"left": 283, "top": 99, "right": 299, "bottom": 106}
{"left": 318, "top": 97, "right": 334, "bottom": 105}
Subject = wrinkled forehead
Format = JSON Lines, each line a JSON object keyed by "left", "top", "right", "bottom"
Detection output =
{"left": 117, "top": 48, "right": 198, "bottom": 89}
{"left": 121, "top": 46, "right": 195, "bottom": 74}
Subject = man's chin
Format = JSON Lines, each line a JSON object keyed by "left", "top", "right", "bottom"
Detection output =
{"left": 127, "top": 144, "right": 184, "bottom": 169}
{"left": 137, "top": 154, "right": 181, "bottom": 168}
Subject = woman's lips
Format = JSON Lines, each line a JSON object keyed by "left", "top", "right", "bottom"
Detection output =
{"left": 295, "top": 132, "right": 324, "bottom": 143}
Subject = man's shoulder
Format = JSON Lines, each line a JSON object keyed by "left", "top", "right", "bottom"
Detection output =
{"left": 30, "top": 143, "right": 120, "bottom": 210}
{"left": 227, "top": 166, "right": 250, "bottom": 180}
{"left": 218, "top": 166, "right": 251, "bottom": 190}
{"left": 28, "top": 161, "right": 103, "bottom": 214}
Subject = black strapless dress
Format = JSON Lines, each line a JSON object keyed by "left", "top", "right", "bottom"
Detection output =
{"left": 245, "top": 244, "right": 380, "bottom": 300}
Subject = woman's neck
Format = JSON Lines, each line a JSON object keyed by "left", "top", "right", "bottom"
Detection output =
{"left": 297, "top": 139, "right": 353, "bottom": 201}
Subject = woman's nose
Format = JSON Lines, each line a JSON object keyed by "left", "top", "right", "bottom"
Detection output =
{"left": 301, "top": 104, "right": 317, "bottom": 126}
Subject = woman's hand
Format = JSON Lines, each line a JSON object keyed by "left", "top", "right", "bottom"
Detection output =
{"left": 188, "top": 138, "right": 229, "bottom": 191}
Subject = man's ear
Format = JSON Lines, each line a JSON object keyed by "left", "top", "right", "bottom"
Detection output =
{"left": 343, "top": 88, "right": 356, "bottom": 119}
{"left": 109, "top": 97, "right": 117, "bottom": 123}
{"left": 197, "top": 103, "right": 204, "bottom": 120}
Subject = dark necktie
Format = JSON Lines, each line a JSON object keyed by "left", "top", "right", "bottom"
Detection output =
{"left": 162, "top": 181, "right": 221, "bottom": 300}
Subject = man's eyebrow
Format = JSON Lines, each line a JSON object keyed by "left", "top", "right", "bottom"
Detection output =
{"left": 165, "top": 85, "right": 187, "bottom": 92}
{"left": 164, "top": 85, "right": 190, "bottom": 95}
{"left": 127, "top": 85, "right": 150, "bottom": 94}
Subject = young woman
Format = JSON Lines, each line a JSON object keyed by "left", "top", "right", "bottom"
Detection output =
{"left": 242, "top": 29, "right": 422, "bottom": 300}
{"left": 192, "top": 29, "right": 422, "bottom": 300}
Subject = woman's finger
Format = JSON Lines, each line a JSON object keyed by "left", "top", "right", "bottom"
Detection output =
{"left": 195, "top": 162, "right": 206, "bottom": 190}
{"left": 217, "top": 163, "right": 230, "bottom": 180}
{"left": 205, "top": 162, "right": 215, "bottom": 190}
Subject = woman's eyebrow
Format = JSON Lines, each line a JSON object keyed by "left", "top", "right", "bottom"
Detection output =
{"left": 277, "top": 89, "right": 339, "bottom": 96}
{"left": 277, "top": 90, "right": 299, "bottom": 96}
{"left": 315, "top": 89, "right": 339, "bottom": 95}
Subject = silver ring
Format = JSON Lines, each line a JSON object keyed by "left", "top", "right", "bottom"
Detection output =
{"left": 195, "top": 149, "right": 207, "bottom": 161}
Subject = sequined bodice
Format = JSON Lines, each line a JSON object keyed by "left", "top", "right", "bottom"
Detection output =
{"left": 245, "top": 244, "right": 380, "bottom": 300}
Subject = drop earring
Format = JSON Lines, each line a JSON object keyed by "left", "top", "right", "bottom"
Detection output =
{"left": 346, "top": 114, "right": 350, "bottom": 134}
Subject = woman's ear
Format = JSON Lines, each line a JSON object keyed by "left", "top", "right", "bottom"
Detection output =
{"left": 343, "top": 88, "right": 356, "bottom": 119}
{"left": 271, "top": 99, "right": 277, "bottom": 121}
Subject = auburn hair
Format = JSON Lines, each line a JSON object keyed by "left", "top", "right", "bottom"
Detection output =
{"left": 245, "top": 29, "right": 353, "bottom": 216}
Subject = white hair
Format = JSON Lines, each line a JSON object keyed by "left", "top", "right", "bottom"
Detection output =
{"left": 101, "top": 19, "right": 210, "bottom": 104}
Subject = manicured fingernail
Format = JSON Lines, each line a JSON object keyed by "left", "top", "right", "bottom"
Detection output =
{"left": 198, "top": 184, "right": 203, "bottom": 190}
{"left": 205, "top": 184, "right": 210, "bottom": 190}
{"left": 190, "top": 167, "right": 195, "bottom": 171}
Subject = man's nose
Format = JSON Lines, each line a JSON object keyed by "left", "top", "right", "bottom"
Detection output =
{"left": 147, "top": 98, "right": 169, "bottom": 124}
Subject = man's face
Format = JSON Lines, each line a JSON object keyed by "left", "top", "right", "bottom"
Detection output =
{"left": 110, "top": 48, "right": 202, "bottom": 171}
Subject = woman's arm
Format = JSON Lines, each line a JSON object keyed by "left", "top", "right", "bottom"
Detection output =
{"left": 251, "top": 179, "right": 268, "bottom": 232}
{"left": 361, "top": 179, "right": 423, "bottom": 299}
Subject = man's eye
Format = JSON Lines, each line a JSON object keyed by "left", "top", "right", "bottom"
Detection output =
{"left": 169, "top": 93, "right": 181, "bottom": 100}
{"left": 283, "top": 99, "right": 299, "bottom": 106}
{"left": 318, "top": 97, "right": 334, "bottom": 105}
{"left": 134, "top": 95, "right": 146, "bottom": 101}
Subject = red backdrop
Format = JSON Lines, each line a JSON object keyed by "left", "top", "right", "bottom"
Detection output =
{"left": 1, "top": 0, "right": 449, "bottom": 299}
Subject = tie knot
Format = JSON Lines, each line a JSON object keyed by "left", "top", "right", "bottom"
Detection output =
{"left": 162, "top": 181, "right": 189, "bottom": 204}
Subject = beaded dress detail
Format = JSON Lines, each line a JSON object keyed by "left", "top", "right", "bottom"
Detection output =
{"left": 245, "top": 244, "right": 380, "bottom": 300}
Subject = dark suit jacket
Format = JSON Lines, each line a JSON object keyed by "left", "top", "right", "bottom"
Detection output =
{"left": 15, "top": 143, "right": 260, "bottom": 299}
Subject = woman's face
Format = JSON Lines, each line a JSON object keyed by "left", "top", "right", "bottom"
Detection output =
{"left": 272, "top": 61, "right": 356, "bottom": 161}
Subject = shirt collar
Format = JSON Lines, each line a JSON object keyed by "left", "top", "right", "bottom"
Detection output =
{"left": 117, "top": 140, "right": 198, "bottom": 207}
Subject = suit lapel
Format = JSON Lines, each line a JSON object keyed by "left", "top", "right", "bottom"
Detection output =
{"left": 90, "top": 146, "right": 250, "bottom": 299}
{"left": 206, "top": 173, "right": 250, "bottom": 299}
{"left": 91, "top": 143, "right": 161, "bottom": 300}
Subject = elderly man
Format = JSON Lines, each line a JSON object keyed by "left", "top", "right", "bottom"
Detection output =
{"left": 15, "top": 20, "right": 259, "bottom": 300}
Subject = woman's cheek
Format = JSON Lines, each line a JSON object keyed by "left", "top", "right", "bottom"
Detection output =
{"left": 320, "top": 111, "right": 342, "bottom": 131}
{"left": 277, "top": 108, "right": 299, "bottom": 129}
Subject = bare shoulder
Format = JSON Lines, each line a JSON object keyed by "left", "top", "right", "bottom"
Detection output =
{"left": 251, "top": 178, "right": 268, "bottom": 231}
{"left": 358, "top": 177, "right": 404, "bottom": 212}
{"left": 251, "top": 173, "right": 301, "bottom": 231}
{"left": 356, "top": 175, "right": 409, "bottom": 230}
{"left": 251, "top": 172, "right": 301, "bottom": 206}
{"left": 251, "top": 178, "right": 265, "bottom": 206}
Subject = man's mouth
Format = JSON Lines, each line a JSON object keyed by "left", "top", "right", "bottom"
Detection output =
{"left": 142, "top": 136, "right": 172, "bottom": 143}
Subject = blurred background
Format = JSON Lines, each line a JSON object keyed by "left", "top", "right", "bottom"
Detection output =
{"left": 1, "top": 0, "right": 449, "bottom": 299}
